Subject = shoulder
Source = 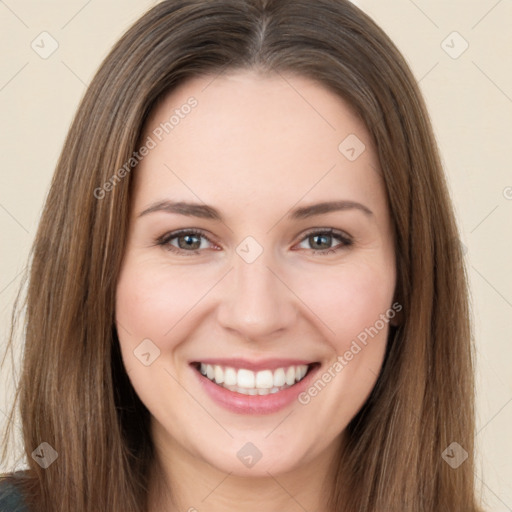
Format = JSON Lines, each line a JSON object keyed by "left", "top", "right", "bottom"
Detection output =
{"left": 0, "top": 471, "right": 30, "bottom": 512}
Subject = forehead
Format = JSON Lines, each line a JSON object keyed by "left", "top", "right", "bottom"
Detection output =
{"left": 134, "top": 70, "right": 384, "bottom": 215}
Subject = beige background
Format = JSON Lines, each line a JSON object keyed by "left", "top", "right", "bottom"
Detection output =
{"left": 1, "top": 1, "right": 511, "bottom": 510}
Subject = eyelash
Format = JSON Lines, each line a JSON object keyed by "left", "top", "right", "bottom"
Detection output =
{"left": 156, "top": 228, "right": 353, "bottom": 256}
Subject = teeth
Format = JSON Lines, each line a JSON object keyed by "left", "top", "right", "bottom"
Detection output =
{"left": 285, "top": 366, "right": 295, "bottom": 385}
{"left": 296, "top": 365, "right": 307, "bottom": 381}
{"left": 198, "top": 363, "right": 310, "bottom": 393}
{"left": 237, "top": 369, "right": 255, "bottom": 388}
{"left": 273, "top": 368, "right": 286, "bottom": 387}
{"left": 224, "top": 367, "right": 237, "bottom": 386}
{"left": 214, "top": 365, "right": 224, "bottom": 384}
{"left": 255, "top": 370, "right": 273, "bottom": 389}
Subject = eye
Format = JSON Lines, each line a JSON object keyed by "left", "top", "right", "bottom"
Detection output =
{"left": 156, "top": 227, "right": 353, "bottom": 256}
{"left": 295, "top": 228, "right": 353, "bottom": 255}
{"left": 157, "top": 229, "right": 217, "bottom": 255}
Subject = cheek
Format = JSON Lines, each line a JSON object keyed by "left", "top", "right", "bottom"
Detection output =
{"left": 291, "top": 260, "right": 396, "bottom": 349}
{"left": 114, "top": 259, "right": 206, "bottom": 422}
{"left": 115, "top": 257, "right": 211, "bottom": 350}
{"left": 292, "top": 264, "right": 395, "bottom": 426}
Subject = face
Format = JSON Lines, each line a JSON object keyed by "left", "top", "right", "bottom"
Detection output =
{"left": 115, "top": 70, "right": 397, "bottom": 478}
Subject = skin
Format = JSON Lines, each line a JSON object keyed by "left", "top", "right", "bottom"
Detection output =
{"left": 115, "top": 70, "right": 397, "bottom": 512}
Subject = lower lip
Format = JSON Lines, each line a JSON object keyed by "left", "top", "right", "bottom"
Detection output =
{"left": 192, "top": 364, "right": 320, "bottom": 415}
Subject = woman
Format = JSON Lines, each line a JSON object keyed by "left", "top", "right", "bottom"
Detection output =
{"left": 0, "top": 0, "right": 482, "bottom": 511}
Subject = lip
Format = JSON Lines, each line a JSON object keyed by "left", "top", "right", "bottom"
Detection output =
{"left": 190, "top": 361, "right": 321, "bottom": 415}
{"left": 192, "top": 358, "right": 314, "bottom": 371}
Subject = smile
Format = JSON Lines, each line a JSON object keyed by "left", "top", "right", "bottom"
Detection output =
{"left": 197, "top": 363, "right": 310, "bottom": 395}
{"left": 191, "top": 359, "right": 320, "bottom": 414}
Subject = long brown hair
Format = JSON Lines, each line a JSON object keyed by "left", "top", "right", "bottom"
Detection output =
{"left": 1, "top": 1, "right": 481, "bottom": 510}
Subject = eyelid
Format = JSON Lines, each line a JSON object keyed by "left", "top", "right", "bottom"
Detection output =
{"left": 297, "top": 227, "right": 353, "bottom": 244}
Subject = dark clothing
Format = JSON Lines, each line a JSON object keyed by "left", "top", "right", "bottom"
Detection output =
{"left": 0, "top": 472, "right": 30, "bottom": 512}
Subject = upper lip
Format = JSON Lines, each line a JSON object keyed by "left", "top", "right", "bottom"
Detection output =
{"left": 191, "top": 358, "right": 317, "bottom": 372}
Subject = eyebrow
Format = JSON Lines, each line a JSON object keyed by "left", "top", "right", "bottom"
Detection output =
{"left": 138, "top": 199, "right": 373, "bottom": 221}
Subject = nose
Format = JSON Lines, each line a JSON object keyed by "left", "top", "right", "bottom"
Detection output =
{"left": 216, "top": 248, "right": 298, "bottom": 342}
